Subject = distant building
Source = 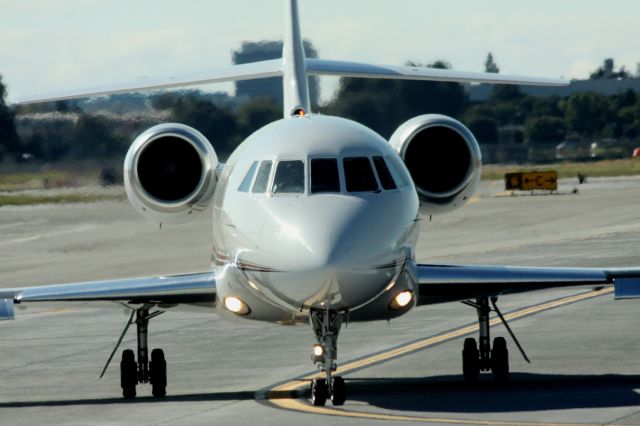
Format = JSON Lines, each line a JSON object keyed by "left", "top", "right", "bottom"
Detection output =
{"left": 233, "top": 40, "right": 320, "bottom": 107}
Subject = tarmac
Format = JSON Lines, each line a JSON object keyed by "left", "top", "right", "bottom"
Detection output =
{"left": 2, "top": 175, "right": 640, "bottom": 425}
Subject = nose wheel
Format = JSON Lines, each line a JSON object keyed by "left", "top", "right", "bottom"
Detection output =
{"left": 309, "top": 308, "right": 347, "bottom": 406}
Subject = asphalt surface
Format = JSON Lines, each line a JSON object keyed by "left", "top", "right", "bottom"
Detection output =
{"left": 1, "top": 176, "right": 640, "bottom": 425}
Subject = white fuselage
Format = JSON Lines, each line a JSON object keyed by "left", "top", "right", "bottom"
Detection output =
{"left": 211, "top": 115, "right": 421, "bottom": 323}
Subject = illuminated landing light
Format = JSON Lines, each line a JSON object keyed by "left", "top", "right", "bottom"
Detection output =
{"left": 292, "top": 108, "right": 306, "bottom": 117}
{"left": 312, "top": 344, "right": 324, "bottom": 357}
{"left": 389, "top": 291, "right": 413, "bottom": 310}
{"left": 224, "top": 296, "right": 251, "bottom": 315}
{"left": 311, "top": 343, "right": 325, "bottom": 363}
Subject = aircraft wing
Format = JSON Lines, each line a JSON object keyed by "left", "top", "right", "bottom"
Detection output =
{"left": 13, "top": 60, "right": 283, "bottom": 105}
{"left": 416, "top": 264, "right": 640, "bottom": 305}
{"left": 0, "top": 272, "right": 215, "bottom": 320}
{"left": 306, "top": 58, "right": 567, "bottom": 86}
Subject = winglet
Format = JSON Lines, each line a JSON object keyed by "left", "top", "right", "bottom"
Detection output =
{"left": 614, "top": 277, "right": 640, "bottom": 299}
{"left": 0, "top": 293, "right": 16, "bottom": 320}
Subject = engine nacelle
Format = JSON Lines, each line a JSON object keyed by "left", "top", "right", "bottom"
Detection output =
{"left": 390, "top": 114, "right": 482, "bottom": 214}
{"left": 124, "top": 123, "right": 218, "bottom": 224}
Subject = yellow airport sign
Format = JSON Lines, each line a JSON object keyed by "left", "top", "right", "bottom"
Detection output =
{"left": 505, "top": 171, "right": 558, "bottom": 191}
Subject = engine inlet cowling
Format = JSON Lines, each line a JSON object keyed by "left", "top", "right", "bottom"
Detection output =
{"left": 124, "top": 123, "right": 218, "bottom": 224}
{"left": 390, "top": 114, "right": 482, "bottom": 214}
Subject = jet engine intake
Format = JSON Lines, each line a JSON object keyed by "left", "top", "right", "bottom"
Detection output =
{"left": 390, "top": 114, "right": 481, "bottom": 214}
{"left": 124, "top": 123, "right": 218, "bottom": 224}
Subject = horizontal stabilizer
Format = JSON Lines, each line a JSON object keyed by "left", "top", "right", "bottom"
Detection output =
{"left": 13, "top": 60, "right": 283, "bottom": 105}
{"left": 307, "top": 58, "right": 568, "bottom": 87}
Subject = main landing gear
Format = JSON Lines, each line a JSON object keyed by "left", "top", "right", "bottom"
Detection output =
{"left": 309, "top": 308, "right": 347, "bottom": 406}
{"left": 461, "top": 296, "right": 530, "bottom": 384}
{"left": 101, "top": 306, "right": 167, "bottom": 399}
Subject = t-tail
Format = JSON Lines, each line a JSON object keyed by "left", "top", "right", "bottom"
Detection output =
{"left": 13, "top": 0, "right": 568, "bottom": 111}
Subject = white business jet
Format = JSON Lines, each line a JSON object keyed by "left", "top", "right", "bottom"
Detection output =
{"left": 3, "top": 0, "right": 640, "bottom": 407}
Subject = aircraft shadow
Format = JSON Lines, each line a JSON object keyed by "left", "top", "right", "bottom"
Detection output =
{"left": 332, "top": 373, "right": 640, "bottom": 413}
{"left": 0, "top": 390, "right": 255, "bottom": 408}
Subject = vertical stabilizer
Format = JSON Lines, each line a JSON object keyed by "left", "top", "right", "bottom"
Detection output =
{"left": 282, "top": 0, "right": 310, "bottom": 116}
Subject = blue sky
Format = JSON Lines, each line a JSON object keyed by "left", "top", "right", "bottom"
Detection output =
{"left": 1, "top": 0, "right": 638, "bottom": 103}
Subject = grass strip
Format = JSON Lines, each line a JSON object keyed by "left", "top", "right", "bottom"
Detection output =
{"left": 0, "top": 193, "right": 125, "bottom": 207}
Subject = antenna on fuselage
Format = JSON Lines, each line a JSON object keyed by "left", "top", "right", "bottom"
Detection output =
{"left": 283, "top": 0, "right": 311, "bottom": 118}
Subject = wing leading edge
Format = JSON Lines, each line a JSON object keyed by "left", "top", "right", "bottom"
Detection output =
{"left": 416, "top": 264, "right": 640, "bottom": 305}
{"left": 306, "top": 59, "right": 568, "bottom": 87}
{"left": 0, "top": 272, "right": 215, "bottom": 320}
{"left": 13, "top": 60, "right": 283, "bottom": 105}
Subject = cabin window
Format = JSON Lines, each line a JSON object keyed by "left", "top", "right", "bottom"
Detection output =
{"left": 373, "top": 156, "right": 397, "bottom": 190}
{"left": 238, "top": 161, "right": 258, "bottom": 192}
{"left": 252, "top": 160, "right": 272, "bottom": 193}
{"left": 273, "top": 160, "right": 305, "bottom": 194}
{"left": 343, "top": 157, "right": 378, "bottom": 192}
{"left": 311, "top": 158, "right": 340, "bottom": 193}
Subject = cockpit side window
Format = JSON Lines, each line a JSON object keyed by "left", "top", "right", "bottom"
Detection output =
{"left": 311, "top": 158, "right": 340, "bottom": 193}
{"left": 343, "top": 157, "right": 379, "bottom": 192}
{"left": 273, "top": 160, "right": 305, "bottom": 194}
{"left": 385, "top": 156, "right": 408, "bottom": 188}
{"left": 373, "top": 156, "right": 397, "bottom": 190}
{"left": 252, "top": 160, "right": 273, "bottom": 193}
{"left": 238, "top": 161, "right": 258, "bottom": 192}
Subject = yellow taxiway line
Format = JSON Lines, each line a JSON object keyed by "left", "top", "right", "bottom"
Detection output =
{"left": 263, "top": 287, "right": 614, "bottom": 425}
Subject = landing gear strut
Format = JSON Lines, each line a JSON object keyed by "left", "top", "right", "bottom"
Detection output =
{"left": 461, "top": 296, "right": 530, "bottom": 383}
{"left": 309, "top": 308, "right": 347, "bottom": 406}
{"left": 102, "top": 305, "right": 167, "bottom": 398}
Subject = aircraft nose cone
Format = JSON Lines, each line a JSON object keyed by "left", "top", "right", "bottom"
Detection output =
{"left": 264, "top": 196, "right": 367, "bottom": 271}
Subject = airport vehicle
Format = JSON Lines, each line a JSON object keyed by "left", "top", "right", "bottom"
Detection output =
{"left": 3, "top": 0, "right": 640, "bottom": 407}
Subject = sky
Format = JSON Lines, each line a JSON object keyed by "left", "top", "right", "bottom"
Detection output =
{"left": 1, "top": 0, "right": 639, "bottom": 104}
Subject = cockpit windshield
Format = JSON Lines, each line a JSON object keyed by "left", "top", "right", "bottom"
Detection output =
{"left": 311, "top": 158, "right": 340, "bottom": 193}
{"left": 343, "top": 157, "right": 379, "bottom": 192}
{"left": 239, "top": 154, "right": 403, "bottom": 196}
{"left": 273, "top": 160, "right": 305, "bottom": 194}
{"left": 252, "top": 160, "right": 272, "bottom": 193}
{"left": 238, "top": 161, "right": 258, "bottom": 192}
{"left": 372, "top": 156, "right": 397, "bottom": 190}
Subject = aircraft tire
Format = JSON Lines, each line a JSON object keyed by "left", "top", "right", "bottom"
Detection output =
{"left": 311, "top": 378, "right": 328, "bottom": 406}
{"left": 491, "top": 337, "right": 509, "bottom": 383}
{"left": 150, "top": 348, "right": 167, "bottom": 397}
{"left": 331, "top": 376, "right": 346, "bottom": 406}
{"left": 462, "top": 337, "right": 480, "bottom": 383}
{"left": 121, "top": 349, "right": 137, "bottom": 399}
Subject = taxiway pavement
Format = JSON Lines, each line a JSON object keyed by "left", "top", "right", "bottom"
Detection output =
{"left": 1, "top": 176, "right": 640, "bottom": 425}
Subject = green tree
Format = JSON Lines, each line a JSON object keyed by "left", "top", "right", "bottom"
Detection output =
{"left": 323, "top": 60, "right": 468, "bottom": 137}
{"left": 0, "top": 75, "right": 19, "bottom": 161}
{"left": 484, "top": 52, "right": 500, "bottom": 73}
{"left": 71, "top": 114, "right": 125, "bottom": 159}
{"left": 236, "top": 97, "right": 281, "bottom": 139}
{"left": 524, "top": 116, "right": 566, "bottom": 144}
{"left": 152, "top": 93, "right": 238, "bottom": 158}
{"left": 467, "top": 117, "right": 498, "bottom": 144}
{"left": 562, "top": 92, "right": 613, "bottom": 137}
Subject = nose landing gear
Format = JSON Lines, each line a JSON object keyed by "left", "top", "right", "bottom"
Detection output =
{"left": 309, "top": 308, "right": 347, "bottom": 406}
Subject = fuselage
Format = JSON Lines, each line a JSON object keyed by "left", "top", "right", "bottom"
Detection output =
{"left": 211, "top": 115, "right": 421, "bottom": 323}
